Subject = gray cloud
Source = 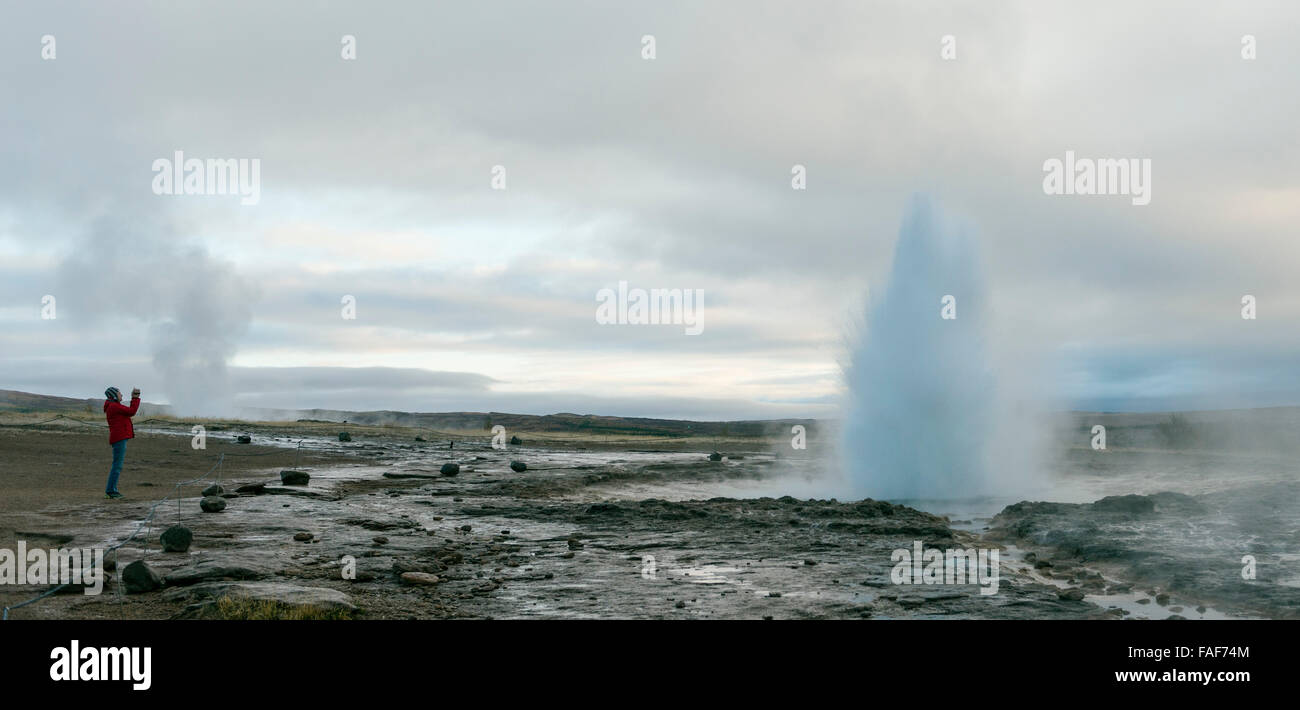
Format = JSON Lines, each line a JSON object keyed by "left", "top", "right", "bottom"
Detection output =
{"left": 2, "top": 1, "right": 1298, "bottom": 418}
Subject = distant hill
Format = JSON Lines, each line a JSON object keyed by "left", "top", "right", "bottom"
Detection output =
{"left": 0, "top": 389, "right": 817, "bottom": 438}
{"left": 0, "top": 389, "right": 171, "bottom": 417}
{"left": 258, "top": 407, "right": 817, "bottom": 438}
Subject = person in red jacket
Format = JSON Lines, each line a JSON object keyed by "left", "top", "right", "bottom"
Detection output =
{"left": 103, "top": 386, "right": 140, "bottom": 499}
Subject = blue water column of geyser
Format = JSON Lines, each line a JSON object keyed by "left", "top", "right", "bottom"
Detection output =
{"left": 841, "top": 195, "right": 995, "bottom": 501}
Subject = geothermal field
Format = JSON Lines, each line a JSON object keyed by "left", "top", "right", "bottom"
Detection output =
{"left": 3, "top": 396, "right": 1297, "bottom": 621}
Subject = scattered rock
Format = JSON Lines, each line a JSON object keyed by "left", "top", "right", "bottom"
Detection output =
{"left": 509, "top": 461, "right": 527, "bottom": 472}
{"left": 293, "top": 532, "right": 314, "bottom": 542}
{"left": 414, "top": 436, "right": 426, "bottom": 442}
{"left": 372, "top": 536, "right": 388, "bottom": 545}
{"left": 509, "top": 435, "right": 522, "bottom": 445}
{"left": 122, "top": 560, "right": 163, "bottom": 593}
{"left": 338, "top": 432, "right": 352, "bottom": 442}
{"left": 674, "top": 600, "right": 686, "bottom": 609}
{"left": 400, "top": 572, "right": 441, "bottom": 586}
{"left": 1155, "top": 593, "right": 1170, "bottom": 606}
{"left": 707, "top": 452, "right": 723, "bottom": 462}
{"left": 200, "top": 496, "right": 227, "bottom": 513}
{"left": 235, "top": 482, "right": 267, "bottom": 495}
{"left": 236, "top": 435, "right": 252, "bottom": 444}
{"left": 201, "top": 483, "right": 224, "bottom": 497}
{"left": 567, "top": 538, "right": 584, "bottom": 550}
{"left": 160, "top": 526, "right": 193, "bottom": 553}
{"left": 440, "top": 463, "right": 460, "bottom": 476}
{"left": 280, "top": 470, "right": 310, "bottom": 486}
{"left": 1057, "top": 588, "right": 1087, "bottom": 602}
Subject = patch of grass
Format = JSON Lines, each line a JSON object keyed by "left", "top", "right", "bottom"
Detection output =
{"left": 209, "top": 596, "right": 353, "bottom": 620}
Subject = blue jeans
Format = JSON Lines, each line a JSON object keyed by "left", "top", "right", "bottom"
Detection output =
{"left": 106, "top": 440, "right": 126, "bottom": 494}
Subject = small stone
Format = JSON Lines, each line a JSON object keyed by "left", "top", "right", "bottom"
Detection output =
{"left": 122, "top": 560, "right": 163, "bottom": 593}
{"left": 160, "top": 525, "right": 193, "bottom": 553}
{"left": 400, "top": 572, "right": 441, "bottom": 586}
{"left": 201, "top": 483, "right": 224, "bottom": 497}
{"left": 372, "top": 536, "right": 389, "bottom": 545}
{"left": 280, "top": 470, "right": 310, "bottom": 486}
{"left": 567, "top": 538, "right": 584, "bottom": 550}
{"left": 293, "top": 532, "right": 314, "bottom": 542}
{"left": 509, "top": 435, "right": 522, "bottom": 445}
{"left": 440, "top": 463, "right": 460, "bottom": 476}
{"left": 674, "top": 600, "right": 686, "bottom": 609}
{"left": 338, "top": 432, "right": 352, "bottom": 442}
{"left": 707, "top": 452, "right": 722, "bottom": 462}
{"left": 200, "top": 496, "right": 227, "bottom": 513}
{"left": 236, "top": 435, "right": 252, "bottom": 444}
{"left": 1057, "top": 588, "right": 1086, "bottom": 602}
{"left": 1155, "top": 593, "right": 1170, "bottom": 606}
{"left": 509, "top": 461, "right": 527, "bottom": 472}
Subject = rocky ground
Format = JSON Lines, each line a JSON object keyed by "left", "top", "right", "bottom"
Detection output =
{"left": 0, "top": 419, "right": 1115, "bottom": 620}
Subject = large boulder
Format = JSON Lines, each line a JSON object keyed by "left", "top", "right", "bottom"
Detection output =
{"left": 201, "top": 483, "right": 224, "bottom": 497}
{"left": 163, "top": 581, "right": 356, "bottom": 614}
{"left": 164, "top": 556, "right": 276, "bottom": 586}
{"left": 200, "top": 496, "right": 227, "bottom": 513}
{"left": 122, "top": 560, "right": 163, "bottom": 593}
{"left": 280, "top": 470, "right": 310, "bottom": 486}
{"left": 159, "top": 525, "right": 193, "bottom": 553}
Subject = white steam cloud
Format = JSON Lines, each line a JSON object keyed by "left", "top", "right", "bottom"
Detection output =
{"left": 57, "top": 218, "right": 256, "bottom": 416}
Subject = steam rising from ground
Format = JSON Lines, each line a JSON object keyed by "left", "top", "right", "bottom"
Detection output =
{"left": 58, "top": 219, "right": 254, "bottom": 416}
{"left": 839, "top": 196, "right": 1040, "bottom": 502}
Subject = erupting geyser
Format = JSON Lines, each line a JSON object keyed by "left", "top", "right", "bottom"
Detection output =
{"left": 841, "top": 196, "right": 995, "bottom": 501}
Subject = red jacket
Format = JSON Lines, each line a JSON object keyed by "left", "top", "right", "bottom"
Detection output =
{"left": 104, "top": 396, "right": 140, "bottom": 444}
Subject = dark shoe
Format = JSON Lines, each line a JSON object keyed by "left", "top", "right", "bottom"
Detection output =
{"left": 106, "top": 492, "right": 125, "bottom": 499}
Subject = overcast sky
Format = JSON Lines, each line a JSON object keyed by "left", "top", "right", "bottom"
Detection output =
{"left": 1, "top": 1, "right": 1297, "bottom": 418}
